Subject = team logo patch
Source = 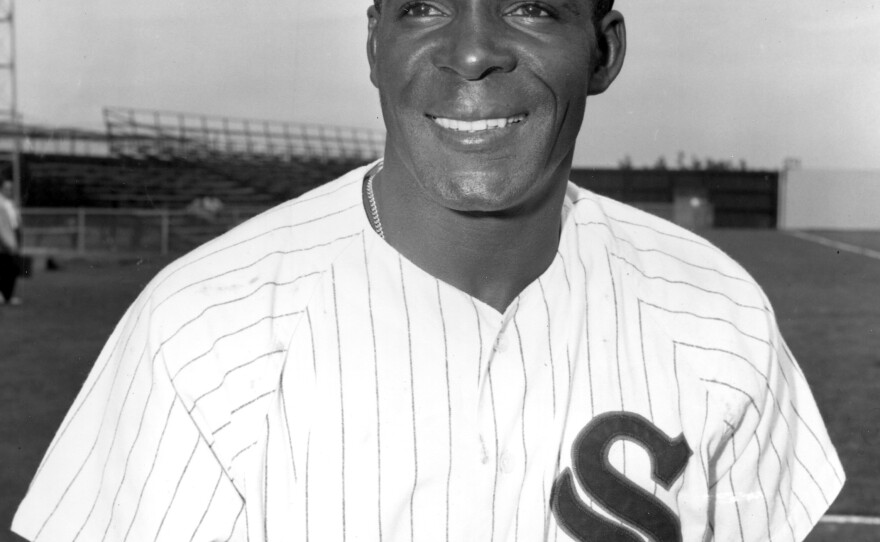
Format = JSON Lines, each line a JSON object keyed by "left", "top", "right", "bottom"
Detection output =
{"left": 551, "top": 412, "right": 692, "bottom": 542}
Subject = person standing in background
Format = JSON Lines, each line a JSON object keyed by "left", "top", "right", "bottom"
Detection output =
{"left": 0, "top": 179, "right": 22, "bottom": 305}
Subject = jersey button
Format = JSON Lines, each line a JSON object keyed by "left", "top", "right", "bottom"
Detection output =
{"left": 493, "top": 334, "right": 508, "bottom": 353}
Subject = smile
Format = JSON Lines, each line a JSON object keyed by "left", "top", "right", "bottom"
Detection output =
{"left": 429, "top": 114, "right": 527, "bottom": 133}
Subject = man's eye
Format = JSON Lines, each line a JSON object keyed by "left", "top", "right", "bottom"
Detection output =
{"left": 505, "top": 3, "right": 554, "bottom": 18}
{"left": 401, "top": 2, "right": 445, "bottom": 17}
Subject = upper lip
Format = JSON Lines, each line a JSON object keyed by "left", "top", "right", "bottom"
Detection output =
{"left": 426, "top": 111, "right": 527, "bottom": 122}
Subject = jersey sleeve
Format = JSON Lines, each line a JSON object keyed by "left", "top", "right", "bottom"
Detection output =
{"left": 11, "top": 291, "right": 247, "bottom": 542}
{"left": 707, "top": 319, "right": 845, "bottom": 541}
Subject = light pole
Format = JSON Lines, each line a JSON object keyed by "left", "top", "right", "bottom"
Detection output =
{"left": 0, "top": 0, "right": 19, "bottom": 205}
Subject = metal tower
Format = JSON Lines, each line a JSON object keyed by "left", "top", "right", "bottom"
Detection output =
{"left": 0, "top": 0, "right": 19, "bottom": 204}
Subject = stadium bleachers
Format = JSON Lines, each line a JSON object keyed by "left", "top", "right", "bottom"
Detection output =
{"left": 4, "top": 108, "right": 782, "bottom": 255}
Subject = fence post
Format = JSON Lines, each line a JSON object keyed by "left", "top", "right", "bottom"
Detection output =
{"left": 77, "top": 208, "right": 87, "bottom": 254}
{"left": 160, "top": 210, "right": 170, "bottom": 256}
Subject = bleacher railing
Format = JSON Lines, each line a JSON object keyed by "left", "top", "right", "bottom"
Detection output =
{"left": 0, "top": 122, "right": 110, "bottom": 157}
{"left": 104, "top": 107, "right": 385, "bottom": 162}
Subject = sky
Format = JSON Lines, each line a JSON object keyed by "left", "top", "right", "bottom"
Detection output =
{"left": 12, "top": 0, "right": 880, "bottom": 170}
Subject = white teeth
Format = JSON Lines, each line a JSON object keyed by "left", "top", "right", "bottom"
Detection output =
{"left": 433, "top": 114, "right": 525, "bottom": 132}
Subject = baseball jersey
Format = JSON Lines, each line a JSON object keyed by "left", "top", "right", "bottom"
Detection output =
{"left": 13, "top": 162, "right": 844, "bottom": 542}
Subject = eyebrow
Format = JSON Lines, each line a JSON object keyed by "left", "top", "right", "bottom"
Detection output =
{"left": 559, "top": 2, "right": 583, "bottom": 16}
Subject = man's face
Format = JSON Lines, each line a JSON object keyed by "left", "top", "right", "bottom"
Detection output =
{"left": 0, "top": 181, "right": 11, "bottom": 199}
{"left": 368, "top": 0, "right": 622, "bottom": 213}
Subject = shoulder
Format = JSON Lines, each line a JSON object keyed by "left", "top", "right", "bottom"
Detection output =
{"left": 146, "top": 163, "right": 372, "bottom": 317}
{"left": 567, "top": 184, "right": 767, "bottom": 308}
{"left": 131, "top": 164, "right": 371, "bottom": 463}
{"left": 567, "top": 183, "right": 777, "bottom": 390}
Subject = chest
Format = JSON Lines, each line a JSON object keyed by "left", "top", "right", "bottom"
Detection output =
{"left": 264, "top": 263, "right": 705, "bottom": 542}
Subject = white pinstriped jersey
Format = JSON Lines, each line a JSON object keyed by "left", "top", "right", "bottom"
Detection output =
{"left": 14, "top": 162, "right": 844, "bottom": 542}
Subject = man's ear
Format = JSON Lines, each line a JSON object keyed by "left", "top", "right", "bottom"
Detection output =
{"left": 587, "top": 10, "right": 626, "bottom": 96}
{"left": 367, "top": 5, "right": 381, "bottom": 89}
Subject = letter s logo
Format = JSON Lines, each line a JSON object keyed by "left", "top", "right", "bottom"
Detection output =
{"left": 551, "top": 412, "right": 692, "bottom": 542}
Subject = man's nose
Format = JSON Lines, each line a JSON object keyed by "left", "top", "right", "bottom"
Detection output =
{"left": 433, "top": 13, "right": 517, "bottom": 80}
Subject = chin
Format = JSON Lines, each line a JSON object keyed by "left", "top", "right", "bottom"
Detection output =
{"left": 420, "top": 169, "right": 533, "bottom": 214}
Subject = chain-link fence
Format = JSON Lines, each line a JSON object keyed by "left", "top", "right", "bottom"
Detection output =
{"left": 22, "top": 206, "right": 257, "bottom": 256}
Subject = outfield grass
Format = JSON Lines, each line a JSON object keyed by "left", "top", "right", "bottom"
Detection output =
{"left": 1, "top": 228, "right": 878, "bottom": 541}
{"left": 0, "top": 257, "right": 170, "bottom": 542}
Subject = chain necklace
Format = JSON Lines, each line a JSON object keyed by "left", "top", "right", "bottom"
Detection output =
{"left": 365, "top": 165, "right": 385, "bottom": 239}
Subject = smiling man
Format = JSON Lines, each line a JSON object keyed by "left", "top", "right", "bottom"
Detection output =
{"left": 13, "top": 1, "right": 843, "bottom": 541}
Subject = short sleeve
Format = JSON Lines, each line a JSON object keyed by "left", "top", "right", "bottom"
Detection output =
{"left": 12, "top": 292, "right": 247, "bottom": 542}
{"left": 707, "top": 324, "right": 845, "bottom": 541}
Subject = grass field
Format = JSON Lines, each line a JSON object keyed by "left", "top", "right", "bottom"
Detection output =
{"left": 1, "top": 228, "right": 878, "bottom": 541}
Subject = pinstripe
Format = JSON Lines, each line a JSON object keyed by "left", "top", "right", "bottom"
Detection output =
{"left": 488, "top": 370, "right": 499, "bottom": 542}
{"left": 512, "top": 316, "right": 529, "bottom": 542}
{"left": 575, "top": 245, "right": 594, "bottom": 417}
{"left": 639, "top": 299, "right": 771, "bottom": 347}
{"left": 471, "top": 297, "right": 484, "bottom": 387}
{"left": 575, "top": 220, "right": 757, "bottom": 286}
{"left": 223, "top": 504, "right": 244, "bottom": 542}
{"left": 94, "top": 365, "right": 161, "bottom": 542}
{"left": 672, "top": 343, "right": 684, "bottom": 423}
{"left": 788, "top": 400, "right": 843, "bottom": 483}
{"left": 701, "top": 379, "right": 829, "bottom": 505}
{"left": 637, "top": 302, "right": 655, "bottom": 421}
{"left": 604, "top": 215, "right": 719, "bottom": 253}
{"left": 190, "top": 349, "right": 286, "bottom": 413}
{"left": 362, "top": 235, "right": 384, "bottom": 542}
{"left": 791, "top": 487, "right": 814, "bottom": 525}
{"left": 699, "top": 391, "right": 712, "bottom": 541}
{"left": 542, "top": 483, "right": 549, "bottom": 541}
{"left": 172, "top": 311, "right": 302, "bottom": 379}
{"left": 230, "top": 390, "right": 275, "bottom": 417}
{"left": 212, "top": 421, "right": 232, "bottom": 436}
{"left": 397, "top": 255, "right": 419, "bottom": 541}
{"left": 153, "top": 435, "right": 201, "bottom": 542}
{"left": 723, "top": 422, "right": 746, "bottom": 542}
{"left": 610, "top": 252, "right": 766, "bottom": 312}
{"left": 156, "top": 274, "right": 319, "bottom": 354}
{"left": 306, "top": 308, "right": 317, "bottom": 376}
{"left": 538, "top": 280, "right": 557, "bottom": 417}
{"left": 231, "top": 440, "right": 259, "bottom": 464}
{"left": 765, "top": 436, "right": 798, "bottom": 540}
{"left": 606, "top": 250, "right": 627, "bottom": 473}
{"left": 435, "top": 280, "right": 453, "bottom": 542}
{"left": 780, "top": 341, "right": 807, "bottom": 379}
{"left": 269, "top": 177, "right": 360, "bottom": 214}
{"left": 153, "top": 236, "right": 343, "bottom": 312}
{"left": 699, "top": 391, "right": 710, "bottom": 484}
{"left": 750, "top": 430, "right": 774, "bottom": 541}
{"left": 151, "top": 204, "right": 359, "bottom": 295}
{"left": 557, "top": 251, "right": 571, "bottom": 292}
{"left": 606, "top": 249, "right": 624, "bottom": 411}
{"left": 331, "top": 265, "right": 348, "bottom": 541}
{"left": 279, "top": 373, "right": 297, "bottom": 481}
{"left": 122, "top": 399, "right": 179, "bottom": 542}
{"left": 264, "top": 415, "right": 270, "bottom": 541}
{"left": 189, "top": 471, "right": 223, "bottom": 542}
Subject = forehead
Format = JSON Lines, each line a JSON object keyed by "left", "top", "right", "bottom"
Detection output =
{"left": 375, "top": 0, "right": 600, "bottom": 10}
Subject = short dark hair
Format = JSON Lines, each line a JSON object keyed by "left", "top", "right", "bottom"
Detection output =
{"left": 373, "top": 0, "right": 615, "bottom": 21}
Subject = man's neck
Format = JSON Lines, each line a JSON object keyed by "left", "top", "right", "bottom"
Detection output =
{"left": 369, "top": 162, "right": 569, "bottom": 314}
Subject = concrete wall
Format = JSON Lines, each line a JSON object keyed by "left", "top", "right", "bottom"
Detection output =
{"left": 779, "top": 169, "right": 880, "bottom": 229}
